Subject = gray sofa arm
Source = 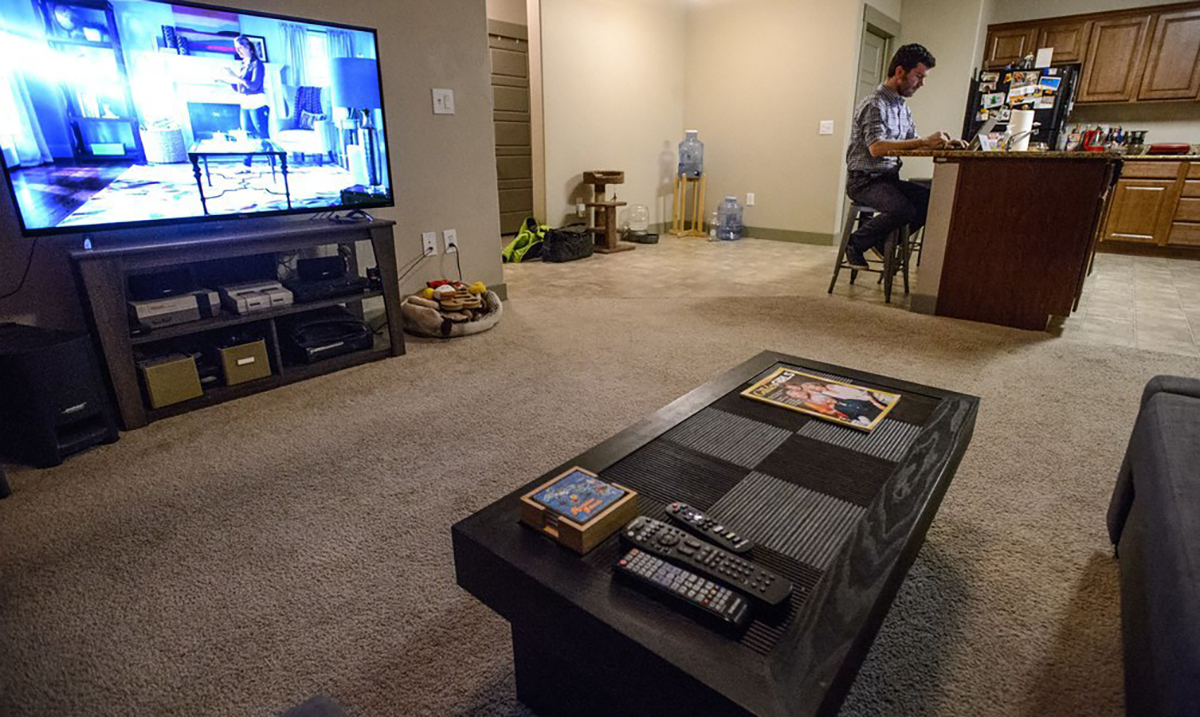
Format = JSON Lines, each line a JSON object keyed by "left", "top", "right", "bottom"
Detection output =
{"left": 1108, "top": 375, "right": 1200, "bottom": 546}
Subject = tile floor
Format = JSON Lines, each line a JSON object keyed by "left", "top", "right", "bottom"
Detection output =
{"left": 503, "top": 234, "right": 1200, "bottom": 358}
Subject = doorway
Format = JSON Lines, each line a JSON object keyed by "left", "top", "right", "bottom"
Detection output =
{"left": 856, "top": 6, "right": 900, "bottom": 106}
{"left": 488, "top": 20, "right": 534, "bottom": 237}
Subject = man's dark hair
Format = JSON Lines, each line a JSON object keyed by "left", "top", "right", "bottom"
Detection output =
{"left": 887, "top": 43, "right": 936, "bottom": 77}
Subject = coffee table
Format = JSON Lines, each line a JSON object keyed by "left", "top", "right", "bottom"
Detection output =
{"left": 453, "top": 351, "right": 978, "bottom": 717}
{"left": 187, "top": 138, "right": 291, "bottom": 215}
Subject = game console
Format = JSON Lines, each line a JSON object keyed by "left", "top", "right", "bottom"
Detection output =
{"left": 128, "top": 290, "right": 221, "bottom": 330}
{"left": 284, "top": 274, "right": 370, "bottom": 304}
{"left": 219, "top": 280, "right": 293, "bottom": 315}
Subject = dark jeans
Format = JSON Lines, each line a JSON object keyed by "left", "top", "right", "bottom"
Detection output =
{"left": 241, "top": 104, "right": 270, "bottom": 165}
{"left": 846, "top": 172, "right": 930, "bottom": 253}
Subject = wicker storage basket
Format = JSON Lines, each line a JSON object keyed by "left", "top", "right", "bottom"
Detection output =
{"left": 140, "top": 125, "right": 187, "bottom": 163}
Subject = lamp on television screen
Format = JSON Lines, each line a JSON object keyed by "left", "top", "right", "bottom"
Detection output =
{"left": 331, "top": 57, "right": 382, "bottom": 188}
{"left": 0, "top": 0, "right": 394, "bottom": 236}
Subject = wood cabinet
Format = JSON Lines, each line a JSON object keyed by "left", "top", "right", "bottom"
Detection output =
{"left": 985, "top": 2, "right": 1200, "bottom": 105}
{"left": 1079, "top": 15, "right": 1153, "bottom": 102}
{"left": 984, "top": 27, "right": 1038, "bottom": 69}
{"left": 1103, "top": 179, "right": 1178, "bottom": 243}
{"left": 1038, "top": 20, "right": 1092, "bottom": 64}
{"left": 1101, "top": 161, "right": 1200, "bottom": 249}
{"left": 1138, "top": 7, "right": 1200, "bottom": 100}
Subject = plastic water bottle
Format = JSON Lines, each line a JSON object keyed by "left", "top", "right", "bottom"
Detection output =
{"left": 716, "top": 196, "right": 743, "bottom": 241}
{"left": 707, "top": 209, "right": 719, "bottom": 241}
{"left": 678, "top": 130, "right": 704, "bottom": 177}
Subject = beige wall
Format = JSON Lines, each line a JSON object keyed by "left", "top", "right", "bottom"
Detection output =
{"left": 486, "top": 0, "right": 528, "bottom": 24}
{"left": 0, "top": 0, "right": 502, "bottom": 329}
{"left": 897, "top": 0, "right": 992, "bottom": 179}
{"left": 684, "top": 0, "right": 862, "bottom": 238}
{"left": 871, "top": 0, "right": 904, "bottom": 23}
{"left": 540, "top": 0, "right": 688, "bottom": 228}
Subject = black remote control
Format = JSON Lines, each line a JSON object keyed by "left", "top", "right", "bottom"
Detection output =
{"left": 666, "top": 501, "right": 754, "bottom": 554}
{"left": 615, "top": 547, "right": 753, "bottom": 633}
{"left": 620, "top": 517, "right": 792, "bottom": 607}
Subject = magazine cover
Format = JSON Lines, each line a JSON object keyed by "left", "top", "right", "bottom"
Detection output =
{"left": 530, "top": 469, "right": 627, "bottom": 525}
{"left": 741, "top": 367, "right": 901, "bottom": 432}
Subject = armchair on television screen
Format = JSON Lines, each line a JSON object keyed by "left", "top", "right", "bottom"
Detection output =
{"left": 272, "top": 85, "right": 336, "bottom": 164}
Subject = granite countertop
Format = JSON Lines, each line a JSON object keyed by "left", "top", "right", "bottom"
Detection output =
{"left": 893, "top": 149, "right": 1117, "bottom": 160}
{"left": 893, "top": 149, "right": 1200, "bottom": 161}
{"left": 1121, "top": 154, "right": 1200, "bottom": 161}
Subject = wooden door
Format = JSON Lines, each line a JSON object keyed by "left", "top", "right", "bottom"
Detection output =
{"left": 1138, "top": 8, "right": 1200, "bottom": 101}
{"left": 489, "top": 22, "right": 533, "bottom": 236}
{"left": 1038, "top": 20, "right": 1092, "bottom": 64}
{"left": 1102, "top": 179, "right": 1178, "bottom": 244}
{"left": 856, "top": 26, "right": 889, "bottom": 106}
{"left": 1078, "top": 15, "right": 1152, "bottom": 102}
{"left": 984, "top": 26, "right": 1038, "bottom": 69}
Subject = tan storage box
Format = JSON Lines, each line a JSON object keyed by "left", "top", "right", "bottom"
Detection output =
{"left": 139, "top": 354, "right": 203, "bottom": 409}
{"left": 219, "top": 339, "right": 271, "bottom": 386}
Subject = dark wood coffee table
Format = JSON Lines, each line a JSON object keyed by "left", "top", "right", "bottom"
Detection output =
{"left": 453, "top": 351, "right": 979, "bottom": 717}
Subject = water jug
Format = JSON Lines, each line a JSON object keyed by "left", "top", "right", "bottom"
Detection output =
{"left": 628, "top": 204, "right": 649, "bottom": 232}
{"left": 716, "top": 196, "right": 743, "bottom": 241}
{"left": 678, "top": 130, "right": 704, "bottom": 177}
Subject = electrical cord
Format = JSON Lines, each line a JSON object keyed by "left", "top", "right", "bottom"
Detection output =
{"left": 453, "top": 245, "right": 463, "bottom": 283}
{"left": 0, "top": 237, "right": 38, "bottom": 301}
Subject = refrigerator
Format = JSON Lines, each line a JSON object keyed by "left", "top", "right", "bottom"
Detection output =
{"left": 960, "top": 65, "right": 1079, "bottom": 150}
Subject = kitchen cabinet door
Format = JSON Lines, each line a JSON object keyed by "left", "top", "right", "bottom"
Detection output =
{"left": 1079, "top": 15, "right": 1152, "bottom": 102}
{"left": 1038, "top": 20, "right": 1092, "bottom": 64}
{"left": 1102, "top": 178, "right": 1178, "bottom": 244}
{"left": 984, "top": 26, "right": 1038, "bottom": 69}
{"left": 1138, "top": 8, "right": 1200, "bottom": 100}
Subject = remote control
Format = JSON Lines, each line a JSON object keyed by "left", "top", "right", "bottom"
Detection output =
{"left": 615, "top": 547, "right": 754, "bottom": 633}
{"left": 666, "top": 501, "right": 754, "bottom": 554}
{"left": 620, "top": 517, "right": 793, "bottom": 607}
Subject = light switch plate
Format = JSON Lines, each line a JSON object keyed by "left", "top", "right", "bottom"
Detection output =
{"left": 432, "top": 88, "right": 455, "bottom": 115}
{"left": 819, "top": 120, "right": 834, "bottom": 135}
{"left": 745, "top": 192, "right": 755, "bottom": 206}
{"left": 422, "top": 231, "right": 438, "bottom": 255}
{"left": 443, "top": 228, "right": 458, "bottom": 253}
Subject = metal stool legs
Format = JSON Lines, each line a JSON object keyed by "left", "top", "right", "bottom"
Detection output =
{"left": 829, "top": 203, "right": 910, "bottom": 304}
{"left": 828, "top": 203, "right": 871, "bottom": 294}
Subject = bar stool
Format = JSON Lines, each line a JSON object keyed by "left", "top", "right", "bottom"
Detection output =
{"left": 827, "top": 202, "right": 911, "bottom": 304}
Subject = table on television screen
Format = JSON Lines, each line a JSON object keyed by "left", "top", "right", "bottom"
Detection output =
{"left": 187, "top": 138, "right": 290, "bottom": 215}
{"left": 452, "top": 351, "right": 979, "bottom": 717}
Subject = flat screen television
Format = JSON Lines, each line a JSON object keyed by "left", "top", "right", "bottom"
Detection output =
{"left": 0, "top": 0, "right": 393, "bottom": 236}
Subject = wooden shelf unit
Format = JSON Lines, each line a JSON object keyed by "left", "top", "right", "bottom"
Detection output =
{"left": 70, "top": 219, "right": 405, "bottom": 429}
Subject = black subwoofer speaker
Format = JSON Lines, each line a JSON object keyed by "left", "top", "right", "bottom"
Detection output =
{"left": 0, "top": 323, "right": 119, "bottom": 467}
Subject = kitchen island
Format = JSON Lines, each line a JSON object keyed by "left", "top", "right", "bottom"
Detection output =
{"left": 899, "top": 150, "right": 1119, "bottom": 331}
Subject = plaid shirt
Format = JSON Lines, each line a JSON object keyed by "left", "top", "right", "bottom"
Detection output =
{"left": 845, "top": 84, "right": 916, "bottom": 176}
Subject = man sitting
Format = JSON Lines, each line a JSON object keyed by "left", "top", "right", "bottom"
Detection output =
{"left": 843, "top": 43, "right": 965, "bottom": 269}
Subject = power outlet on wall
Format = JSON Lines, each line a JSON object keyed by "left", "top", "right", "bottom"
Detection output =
{"left": 443, "top": 229, "right": 458, "bottom": 253}
{"left": 746, "top": 192, "right": 755, "bottom": 207}
{"left": 422, "top": 231, "right": 438, "bottom": 256}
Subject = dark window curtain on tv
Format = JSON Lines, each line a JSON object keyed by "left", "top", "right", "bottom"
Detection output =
{"left": 0, "top": 72, "right": 52, "bottom": 167}
{"left": 281, "top": 22, "right": 309, "bottom": 87}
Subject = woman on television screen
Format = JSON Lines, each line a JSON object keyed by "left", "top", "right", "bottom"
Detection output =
{"left": 223, "top": 35, "right": 269, "bottom": 167}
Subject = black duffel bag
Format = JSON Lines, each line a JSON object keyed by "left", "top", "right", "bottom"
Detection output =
{"left": 542, "top": 223, "right": 593, "bottom": 263}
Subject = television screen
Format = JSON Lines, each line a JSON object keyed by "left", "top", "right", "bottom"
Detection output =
{"left": 0, "top": 0, "right": 393, "bottom": 235}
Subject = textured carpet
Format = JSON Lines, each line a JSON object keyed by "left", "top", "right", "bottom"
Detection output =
{"left": 2, "top": 291, "right": 1198, "bottom": 716}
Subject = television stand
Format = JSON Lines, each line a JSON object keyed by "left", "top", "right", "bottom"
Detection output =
{"left": 70, "top": 219, "right": 404, "bottom": 430}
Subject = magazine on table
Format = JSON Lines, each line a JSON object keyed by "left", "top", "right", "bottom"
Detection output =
{"left": 741, "top": 367, "right": 900, "bottom": 432}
